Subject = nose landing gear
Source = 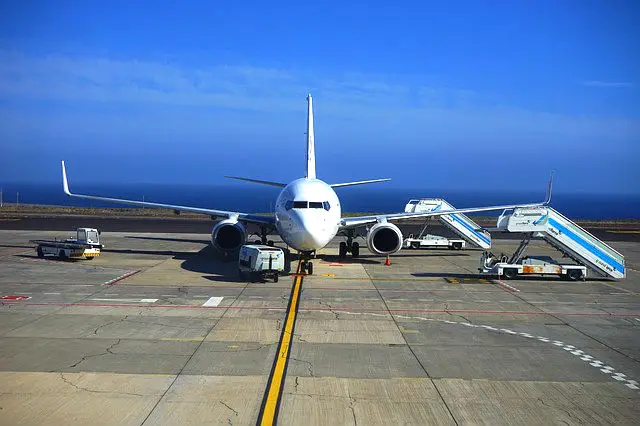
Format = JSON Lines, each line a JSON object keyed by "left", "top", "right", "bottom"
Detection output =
{"left": 300, "top": 251, "right": 315, "bottom": 275}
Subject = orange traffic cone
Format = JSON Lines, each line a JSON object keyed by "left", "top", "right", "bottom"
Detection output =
{"left": 384, "top": 255, "right": 391, "bottom": 266}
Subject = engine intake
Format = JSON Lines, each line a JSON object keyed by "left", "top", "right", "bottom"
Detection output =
{"left": 211, "top": 219, "right": 247, "bottom": 253}
{"left": 366, "top": 222, "right": 403, "bottom": 255}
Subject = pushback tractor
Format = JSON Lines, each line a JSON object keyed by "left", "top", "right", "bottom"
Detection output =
{"left": 31, "top": 228, "right": 103, "bottom": 260}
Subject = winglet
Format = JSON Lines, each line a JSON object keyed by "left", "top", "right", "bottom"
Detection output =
{"left": 61, "top": 161, "right": 71, "bottom": 196}
{"left": 544, "top": 171, "right": 554, "bottom": 205}
{"left": 306, "top": 93, "right": 316, "bottom": 179}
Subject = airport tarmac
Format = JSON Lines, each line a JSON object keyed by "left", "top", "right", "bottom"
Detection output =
{"left": 1, "top": 229, "right": 639, "bottom": 425}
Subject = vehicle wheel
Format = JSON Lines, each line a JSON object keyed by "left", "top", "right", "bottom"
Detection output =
{"left": 339, "top": 242, "right": 347, "bottom": 258}
{"left": 411, "top": 242, "right": 420, "bottom": 250}
{"left": 85, "top": 256, "right": 94, "bottom": 260}
{"left": 567, "top": 269, "right": 582, "bottom": 281}
{"left": 502, "top": 268, "right": 518, "bottom": 280}
{"left": 37, "top": 247, "right": 44, "bottom": 258}
{"left": 274, "top": 274, "right": 279, "bottom": 283}
{"left": 59, "top": 250, "right": 67, "bottom": 260}
{"left": 351, "top": 242, "right": 360, "bottom": 258}
{"left": 254, "top": 240, "right": 261, "bottom": 245}
{"left": 453, "top": 242, "right": 462, "bottom": 250}
{"left": 267, "top": 240, "right": 274, "bottom": 246}
{"left": 307, "top": 262, "right": 313, "bottom": 275}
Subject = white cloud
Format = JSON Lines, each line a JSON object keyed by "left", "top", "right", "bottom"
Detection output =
{"left": 582, "top": 80, "right": 634, "bottom": 88}
{"left": 0, "top": 50, "right": 638, "bottom": 144}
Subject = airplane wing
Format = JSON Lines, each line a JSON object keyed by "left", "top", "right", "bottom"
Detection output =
{"left": 340, "top": 174, "right": 553, "bottom": 228}
{"left": 330, "top": 178, "right": 391, "bottom": 188}
{"left": 61, "top": 161, "right": 275, "bottom": 225}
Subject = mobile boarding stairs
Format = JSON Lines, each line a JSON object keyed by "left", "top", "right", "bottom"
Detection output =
{"left": 404, "top": 198, "right": 492, "bottom": 250}
{"left": 483, "top": 207, "right": 625, "bottom": 280}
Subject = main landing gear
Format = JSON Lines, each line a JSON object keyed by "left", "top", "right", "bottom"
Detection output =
{"left": 253, "top": 226, "right": 275, "bottom": 246}
{"left": 338, "top": 229, "right": 360, "bottom": 259}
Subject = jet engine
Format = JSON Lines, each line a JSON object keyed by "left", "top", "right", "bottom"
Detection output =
{"left": 211, "top": 219, "right": 247, "bottom": 253}
{"left": 366, "top": 222, "right": 403, "bottom": 255}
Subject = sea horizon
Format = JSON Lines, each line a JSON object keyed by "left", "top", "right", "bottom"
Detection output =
{"left": 1, "top": 181, "right": 639, "bottom": 220}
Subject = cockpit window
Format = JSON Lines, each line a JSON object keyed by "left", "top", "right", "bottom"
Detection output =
{"left": 322, "top": 201, "right": 330, "bottom": 211}
{"left": 309, "top": 202, "right": 323, "bottom": 209}
{"left": 293, "top": 201, "right": 308, "bottom": 208}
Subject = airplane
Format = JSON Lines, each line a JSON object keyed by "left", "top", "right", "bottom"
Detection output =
{"left": 61, "top": 93, "right": 552, "bottom": 275}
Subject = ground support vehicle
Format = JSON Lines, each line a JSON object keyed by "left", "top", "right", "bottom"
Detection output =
{"left": 31, "top": 228, "right": 102, "bottom": 260}
{"left": 238, "top": 244, "right": 285, "bottom": 282}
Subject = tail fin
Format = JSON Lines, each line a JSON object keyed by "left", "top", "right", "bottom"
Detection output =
{"left": 306, "top": 93, "right": 316, "bottom": 179}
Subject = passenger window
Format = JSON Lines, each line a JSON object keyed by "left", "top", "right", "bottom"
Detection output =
{"left": 322, "top": 201, "right": 331, "bottom": 211}
{"left": 309, "top": 202, "right": 323, "bottom": 209}
{"left": 293, "top": 201, "right": 307, "bottom": 208}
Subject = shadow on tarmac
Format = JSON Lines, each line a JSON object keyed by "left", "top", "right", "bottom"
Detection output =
{"left": 125, "top": 235, "right": 210, "bottom": 244}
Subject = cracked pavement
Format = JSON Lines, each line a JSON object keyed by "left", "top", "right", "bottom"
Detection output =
{"left": 0, "top": 230, "right": 638, "bottom": 425}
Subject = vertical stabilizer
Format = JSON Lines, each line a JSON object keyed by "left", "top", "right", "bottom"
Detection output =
{"left": 306, "top": 93, "right": 316, "bottom": 179}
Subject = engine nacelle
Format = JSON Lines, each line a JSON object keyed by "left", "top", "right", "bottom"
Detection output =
{"left": 366, "top": 222, "right": 403, "bottom": 255}
{"left": 211, "top": 219, "right": 247, "bottom": 253}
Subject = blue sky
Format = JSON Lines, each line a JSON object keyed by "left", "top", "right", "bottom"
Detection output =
{"left": 0, "top": 0, "right": 638, "bottom": 193}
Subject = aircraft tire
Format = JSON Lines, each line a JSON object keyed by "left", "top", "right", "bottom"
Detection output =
{"left": 339, "top": 242, "right": 347, "bottom": 258}
{"left": 351, "top": 242, "right": 360, "bottom": 258}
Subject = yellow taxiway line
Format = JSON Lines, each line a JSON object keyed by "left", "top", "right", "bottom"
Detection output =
{"left": 258, "top": 259, "right": 305, "bottom": 426}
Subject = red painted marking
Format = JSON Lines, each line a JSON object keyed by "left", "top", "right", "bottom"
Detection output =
{"left": 1, "top": 295, "right": 31, "bottom": 301}
{"left": 1, "top": 300, "right": 638, "bottom": 318}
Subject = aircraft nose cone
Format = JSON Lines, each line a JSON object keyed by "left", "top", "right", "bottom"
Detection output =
{"left": 295, "top": 211, "right": 330, "bottom": 250}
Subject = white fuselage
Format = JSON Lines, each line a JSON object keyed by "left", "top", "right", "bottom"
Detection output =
{"left": 275, "top": 178, "right": 341, "bottom": 252}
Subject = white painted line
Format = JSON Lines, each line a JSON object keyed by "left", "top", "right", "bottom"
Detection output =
{"left": 140, "top": 299, "right": 158, "bottom": 303}
{"left": 496, "top": 279, "right": 521, "bottom": 292}
{"left": 323, "top": 308, "right": 640, "bottom": 393}
{"left": 44, "top": 292, "right": 61, "bottom": 295}
{"left": 202, "top": 297, "right": 224, "bottom": 307}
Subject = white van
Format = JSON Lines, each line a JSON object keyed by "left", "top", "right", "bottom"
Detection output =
{"left": 238, "top": 245, "right": 285, "bottom": 282}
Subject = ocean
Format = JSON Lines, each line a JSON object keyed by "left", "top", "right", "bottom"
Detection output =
{"left": 1, "top": 182, "right": 639, "bottom": 220}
